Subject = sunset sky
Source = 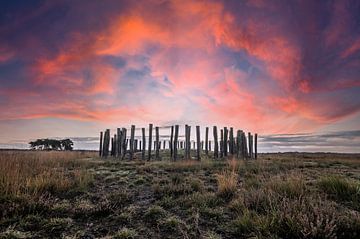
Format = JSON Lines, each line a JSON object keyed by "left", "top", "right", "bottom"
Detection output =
{"left": 0, "top": 0, "right": 359, "bottom": 152}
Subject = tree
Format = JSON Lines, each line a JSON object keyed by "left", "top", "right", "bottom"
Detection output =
{"left": 29, "top": 138, "right": 74, "bottom": 151}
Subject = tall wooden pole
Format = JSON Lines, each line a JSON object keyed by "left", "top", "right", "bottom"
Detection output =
{"left": 173, "top": 125, "right": 179, "bottom": 161}
{"left": 213, "top": 126, "right": 218, "bottom": 159}
{"left": 255, "top": 133, "right": 258, "bottom": 159}
{"left": 196, "top": 126, "right": 201, "bottom": 161}
{"left": 129, "top": 125, "right": 135, "bottom": 160}
{"left": 99, "top": 131, "right": 103, "bottom": 157}
{"left": 155, "top": 126, "right": 160, "bottom": 160}
{"left": 121, "top": 128, "right": 126, "bottom": 159}
{"left": 142, "top": 128, "right": 146, "bottom": 160}
{"left": 220, "top": 129, "right": 224, "bottom": 158}
{"left": 224, "top": 127, "right": 228, "bottom": 157}
{"left": 117, "top": 128, "right": 121, "bottom": 158}
{"left": 148, "top": 124, "right": 153, "bottom": 161}
{"left": 229, "top": 127, "right": 234, "bottom": 155}
{"left": 205, "top": 127, "right": 209, "bottom": 155}
{"left": 170, "top": 126, "right": 174, "bottom": 158}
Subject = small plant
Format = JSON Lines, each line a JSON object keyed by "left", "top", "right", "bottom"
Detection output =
{"left": 144, "top": 205, "right": 167, "bottom": 223}
{"left": 114, "top": 228, "right": 137, "bottom": 239}
{"left": 216, "top": 170, "right": 238, "bottom": 200}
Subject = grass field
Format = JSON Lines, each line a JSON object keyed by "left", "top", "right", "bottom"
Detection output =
{"left": 0, "top": 150, "right": 360, "bottom": 238}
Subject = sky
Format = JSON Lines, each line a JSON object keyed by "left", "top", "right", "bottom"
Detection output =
{"left": 0, "top": 0, "right": 359, "bottom": 152}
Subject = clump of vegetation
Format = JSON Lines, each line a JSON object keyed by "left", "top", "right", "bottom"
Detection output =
{"left": 318, "top": 176, "right": 360, "bottom": 209}
{"left": 144, "top": 205, "right": 167, "bottom": 224}
{"left": 113, "top": 227, "right": 137, "bottom": 239}
{"left": 216, "top": 169, "right": 238, "bottom": 200}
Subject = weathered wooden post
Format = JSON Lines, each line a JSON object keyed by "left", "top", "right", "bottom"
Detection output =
{"left": 213, "top": 126, "right": 218, "bottom": 159}
{"left": 155, "top": 126, "right": 160, "bottom": 160}
{"left": 205, "top": 127, "right": 209, "bottom": 155}
{"left": 99, "top": 131, "right": 103, "bottom": 157}
{"left": 236, "top": 130, "right": 240, "bottom": 159}
{"left": 220, "top": 129, "right": 224, "bottom": 158}
{"left": 141, "top": 128, "right": 145, "bottom": 160}
{"left": 255, "top": 133, "right": 258, "bottom": 159}
{"left": 173, "top": 125, "right": 179, "bottom": 161}
{"left": 135, "top": 139, "right": 138, "bottom": 152}
{"left": 121, "top": 128, "right": 126, "bottom": 159}
{"left": 170, "top": 126, "right": 174, "bottom": 158}
{"left": 114, "top": 134, "right": 117, "bottom": 156}
{"left": 163, "top": 140, "right": 166, "bottom": 149}
{"left": 196, "top": 126, "right": 201, "bottom": 161}
{"left": 180, "top": 141, "right": 183, "bottom": 149}
{"left": 224, "top": 127, "right": 228, "bottom": 157}
{"left": 117, "top": 128, "right": 121, "bottom": 158}
{"left": 148, "top": 124, "right": 153, "bottom": 161}
{"left": 129, "top": 125, "right": 135, "bottom": 160}
{"left": 185, "top": 125, "right": 191, "bottom": 159}
{"left": 209, "top": 141, "right": 212, "bottom": 152}
{"left": 103, "top": 129, "right": 110, "bottom": 157}
{"left": 112, "top": 137, "right": 115, "bottom": 156}
{"left": 248, "top": 132, "right": 252, "bottom": 159}
{"left": 229, "top": 127, "right": 234, "bottom": 155}
{"left": 139, "top": 141, "right": 142, "bottom": 151}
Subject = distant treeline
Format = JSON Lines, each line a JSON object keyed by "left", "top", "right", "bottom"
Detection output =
{"left": 29, "top": 139, "right": 74, "bottom": 151}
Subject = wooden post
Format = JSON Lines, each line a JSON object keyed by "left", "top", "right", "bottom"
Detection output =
{"left": 173, "top": 125, "right": 179, "bottom": 161}
{"left": 117, "top": 128, "right": 121, "bottom": 158}
{"left": 114, "top": 134, "right": 117, "bottom": 156}
{"left": 248, "top": 132, "right": 251, "bottom": 158}
{"left": 205, "top": 127, "right": 209, "bottom": 155}
{"left": 141, "top": 128, "right": 146, "bottom": 160}
{"left": 185, "top": 125, "right": 191, "bottom": 160}
{"left": 139, "top": 141, "right": 142, "bottom": 151}
{"left": 129, "top": 125, "right": 135, "bottom": 160}
{"left": 229, "top": 127, "right": 234, "bottom": 155}
{"left": 99, "top": 131, "right": 103, "bottom": 157}
{"left": 148, "top": 124, "right": 153, "bottom": 161}
{"left": 121, "top": 128, "right": 126, "bottom": 159}
{"left": 255, "top": 133, "right": 258, "bottom": 159}
{"left": 196, "top": 126, "right": 201, "bottom": 161}
{"left": 163, "top": 140, "right": 165, "bottom": 149}
{"left": 155, "top": 126, "right": 160, "bottom": 160}
{"left": 220, "top": 129, "right": 224, "bottom": 158}
{"left": 170, "top": 126, "right": 174, "bottom": 158}
{"left": 180, "top": 141, "right": 183, "bottom": 149}
{"left": 111, "top": 137, "right": 114, "bottom": 156}
{"left": 103, "top": 129, "right": 110, "bottom": 157}
{"left": 135, "top": 139, "right": 138, "bottom": 152}
{"left": 209, "top": 141, "right": 212, "bottom": 152}
{"left": 224, "top": 127, "right": 228, "bottom": 157}
{"left": 213, "top": 126, "right": 218, "bottom": 159}
{"left": 236, "top": 130, "right": 241, "bottom": 159}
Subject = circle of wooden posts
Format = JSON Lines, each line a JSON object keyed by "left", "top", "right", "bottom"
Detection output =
{"left": 99, "top": 125, "right": 258, "bottom": 160}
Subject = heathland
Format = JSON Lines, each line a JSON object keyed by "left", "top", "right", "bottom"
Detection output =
{"left": 0, "top": 150, "right": 359, "bottom": 238}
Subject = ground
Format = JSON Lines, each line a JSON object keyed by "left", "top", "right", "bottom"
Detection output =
{"left": 1, "top": 150, "right": 360, "bottom": 238}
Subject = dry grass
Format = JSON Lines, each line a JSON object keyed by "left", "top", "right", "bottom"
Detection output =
{"left": 0, "top": 150, "right": 96, "bottom": 197}
{"left": 216, "top": 163, "right": 238, "bottom": 200}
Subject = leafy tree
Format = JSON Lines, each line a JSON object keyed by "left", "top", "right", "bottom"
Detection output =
{"left": 29, "top": 138, "right": 74, "bottom": 151}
